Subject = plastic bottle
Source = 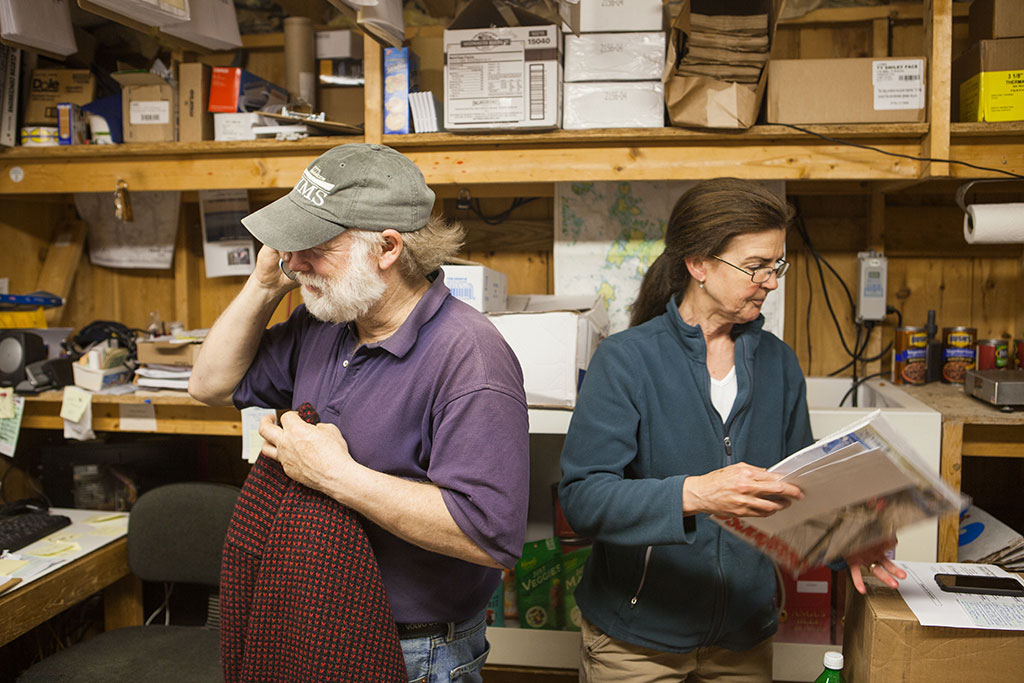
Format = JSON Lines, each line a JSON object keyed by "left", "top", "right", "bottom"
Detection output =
{"left": 814, "top": 651, "right": 846, "bottom": 683}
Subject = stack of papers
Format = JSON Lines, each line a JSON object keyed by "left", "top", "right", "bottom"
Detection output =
{"left": 958, "top": 504, "right": 1024, "bottom": 571}
{"left": 356, "top": 0, "right": 404, "bottom": 48}
{"left": 410, "top": 91, "right": 441, "bottom": 133}
{"left": 84, "top": 0, "right": 190, "bottom": 28}
{"left": 0, "top": 0, "right": 77, "bottom": 56}
{"left": 715, "top": 409, "right": 964, "bottom": 574}
{"left": 134, "top": 364, "right": 190, "bottom": 390}
{"left": 161, "top": 0, "right": 241, "bottom": 50}
{"left": 677, "top": 3, "right": 770, "bottom": 84}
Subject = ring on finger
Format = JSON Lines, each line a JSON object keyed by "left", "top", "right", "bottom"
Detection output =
{"left": 868, "top": 562, "right": 879, "bottom": 572}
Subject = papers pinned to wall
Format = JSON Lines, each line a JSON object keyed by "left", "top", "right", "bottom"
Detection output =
{"left": 199, "top": 189, "right": 255, "bottom": 278}
{"left": 74, "top": 191, "right": 180, "bottom": 269}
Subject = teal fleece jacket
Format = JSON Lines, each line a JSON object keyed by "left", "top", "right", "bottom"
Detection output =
{"left": 558, "top": 298, "right": 813, "bottom": 653}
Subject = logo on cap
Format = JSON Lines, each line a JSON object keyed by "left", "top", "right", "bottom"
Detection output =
{"left": 295, "top": 166, "right": 336, "bottom": 207}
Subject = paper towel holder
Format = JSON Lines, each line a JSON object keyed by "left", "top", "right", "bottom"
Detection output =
{"left": 954, "top": 178, "right": 1021, "bottom": 213}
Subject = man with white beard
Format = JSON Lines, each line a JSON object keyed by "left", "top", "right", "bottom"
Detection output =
{"left": 189, "top": 143, "right": 529, "bottom": 682}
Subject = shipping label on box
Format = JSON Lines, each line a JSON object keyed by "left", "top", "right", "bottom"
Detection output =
{"left": 872, "top": 59, "right": 925, "bottom": 110}
{"left": 488, "top": 295, "right": 609, "bottom": 408}
{"left": 25, "top": 69, "right": 95, "bottom": 125}
{"left": 560, "top": 0, "right": 663, "bottom": 33}
{"left": 441, "top": 264, "right": 508, "bottom": 312}
{"left": 444, "top": 24, "right": 561, "bottom": 131}
{"left": 564, "top": 32, "right": 665, "bottom": 83}
{"left": 563, "top": 81, "right": 664, "bottom": 129}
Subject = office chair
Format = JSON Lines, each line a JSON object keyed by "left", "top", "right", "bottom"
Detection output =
{"left": 18, "top": 482, "right": 240, "bottom": 683}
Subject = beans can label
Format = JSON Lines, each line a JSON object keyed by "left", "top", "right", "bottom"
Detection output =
{"left": 893, "top": 327, "right": 927, "bottom": 385}
{"left": 942, "top": 327, "right": 977, "bottom": 383}
{"left": 977, "top": 339, "right": 1009, "bottom": 371}
{"left": 1016, "top": 340, "right": 1024, "bottom": 370}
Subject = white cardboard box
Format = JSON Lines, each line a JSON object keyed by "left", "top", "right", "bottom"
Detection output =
{"left": 559, "top": 0, "right": 663, "bottom": 33}
{"left": 441, "top": 264, "right": 508, "bottom": 312}
{"left": 72, "top": 364, "right": 131, "bottom": 392}
{"left": 443, "top": 24, "right": 561, "bottom": 131}
{"left": 563, "top": 81, "right": 665, "bottom": 129}
{"left": 214, "top": 112, "right": 264, "bottom": 140}
{"left": 564, "top": 32, "right": 665, "bottom": 82}
{"left": 487, "top": 295, "right": 610, "bottom": 408}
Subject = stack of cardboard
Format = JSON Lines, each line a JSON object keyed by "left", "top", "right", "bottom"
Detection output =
{"left": 951, "top": 0, "right": 1024, "bottom": 123}
{"left": 958, "top": 504, "right": 1024, "bottom": 571}
{"left": 561, "top": 0, "right": 665, "bottom": 130}
{"left": 677, "top": 9, "right": 768, "bottom": 85}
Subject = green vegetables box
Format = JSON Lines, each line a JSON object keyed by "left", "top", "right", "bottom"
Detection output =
{"left": 515, "top": 538, "right": 562, "bottom": 629}
{"left": 561, "top": 545, "right": 592, "bottom": 631}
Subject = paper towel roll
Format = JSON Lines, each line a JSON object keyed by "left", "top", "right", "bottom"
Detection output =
{"left": 284, "top": 17, "right": 316, "bottom": 109}
{"left": 963, "top": 203, "right": 1024, "bottom": 244}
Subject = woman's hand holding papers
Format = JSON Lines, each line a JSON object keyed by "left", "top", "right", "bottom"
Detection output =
{"left": 683, "top": 462, "right": 804, "bottom": 518}
{"left": 845, "top": 535, "right": 906, "bottom": 594}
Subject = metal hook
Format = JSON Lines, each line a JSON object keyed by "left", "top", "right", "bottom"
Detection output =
{"left": 114, "top": 179, "right": 133, "bottom": 222}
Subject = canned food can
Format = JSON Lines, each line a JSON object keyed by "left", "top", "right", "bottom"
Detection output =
{"left": 942, "top": 326, "right": 977, "bottom": 383}
{"left": 976, "top": 338, "right": 1009, "bottom": 371}
{"left": 1016, "top": 339, "right": 1024, "bottom": 370}
{"left": 892, "top": 326, "right": 928, "bottom": 385}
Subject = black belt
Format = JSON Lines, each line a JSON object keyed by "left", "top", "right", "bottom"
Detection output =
{"left": 395, "top": 621, "right": 448, "bottom": 640}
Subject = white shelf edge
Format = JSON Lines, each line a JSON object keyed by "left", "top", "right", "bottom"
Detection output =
{"left": 487, "top": 627, "right": 837, "bottom": 682}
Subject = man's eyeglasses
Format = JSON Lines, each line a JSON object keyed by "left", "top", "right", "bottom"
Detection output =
{"left": 712, "top": 255, "right": 789, "bottom": 284}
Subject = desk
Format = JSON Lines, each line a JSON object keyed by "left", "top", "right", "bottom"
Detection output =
{"left": 0, "top": 509, "right": 142, "bottom": 647}
{"left": 900, "top": 383, "right": 1024, "bottom": 562}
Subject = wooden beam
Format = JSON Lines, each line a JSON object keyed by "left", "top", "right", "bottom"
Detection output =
{"left": 173, "top": 205, "right": 201, "bottom": 329}
{"left": 36, "top": 218, "right": 86, "bottom": 326}
{"left": 922, "top": 0, "right": 952, "bottom": 178}
{"left": 363, "top": 39, "right": 383, "bottom": 144}
{"left": 872, "top": 17, "right": 890, "bottom": 57}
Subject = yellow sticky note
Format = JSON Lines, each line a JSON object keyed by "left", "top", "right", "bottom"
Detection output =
{"left": 0, "top": 389, "right": 13, "bottom": 420}
{"left": 247, "top": 429, "right": 264, "bottom": 463}
{"left": 0, "top": 558, "right": 29, "bottom": 575}
{"left": 60, "top": 386, "right": 92, "bottom": 422}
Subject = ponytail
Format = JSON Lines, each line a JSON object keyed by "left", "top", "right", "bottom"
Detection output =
{"left": 629, "top": 251, "right": 687, "bottom": 327}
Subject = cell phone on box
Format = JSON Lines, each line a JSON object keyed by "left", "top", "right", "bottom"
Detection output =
{"left": 934, "top": 573, "right": 1024, "bottom": 597}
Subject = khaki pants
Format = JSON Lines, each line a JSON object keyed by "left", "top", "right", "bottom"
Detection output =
{"left": 579, "top": 617, "right": 773, "bottom": 683}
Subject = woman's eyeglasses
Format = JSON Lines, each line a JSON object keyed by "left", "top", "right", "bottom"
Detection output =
{"left": 712, "top": 255, "right": 789, "bottom": 284}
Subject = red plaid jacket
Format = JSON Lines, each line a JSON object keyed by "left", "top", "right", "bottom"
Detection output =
{"left": 220, "top": 455, "right": 407, "bottom": 681}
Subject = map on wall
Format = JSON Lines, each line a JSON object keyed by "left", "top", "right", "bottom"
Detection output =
{"left": 554, "top": 180, "right": 786, "bottom": 338}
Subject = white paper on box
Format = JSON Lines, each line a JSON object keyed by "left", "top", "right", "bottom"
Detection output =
{"left": 129, "top": 100, "right": 170, "bottom": 125}
{"left": 560, "top": 0, "right": 663, "bottom": 33}
{"left": 873, "top": 59, "right": 925, "bottom": 110}
{"left": 444, "top": 24, "right": 561, "bottom": 130}
{"left": 441, "top": 264, "right": 508, "bottom": 312}
{"left": 487, "top": 295, "right": 609, "bottom": 407}
{"left": 563, "top": 81, "right": 664, "bottom": 129}
{"left": 563, "top": 32, "right": 665, "bottom": 82}
{"left": 214, "top": 112, "right": 262, "bottom": 140}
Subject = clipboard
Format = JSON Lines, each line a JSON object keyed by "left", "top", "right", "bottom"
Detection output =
{"left": 258, "top": 111, "right": 363, "bottom": 136}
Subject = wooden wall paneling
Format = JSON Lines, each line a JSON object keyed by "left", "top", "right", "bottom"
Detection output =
{"left": 37, "top": 218, "right": 86, "bottom": 327}
{"left": 971, "top": 258, "right": 1020, "bottom": 340}
{"left": 872, "top": 17, "right": 890, "bottom": 57}
{"left": 0, "top": 200, "right": 56, "bottom": 294}
{"left": 364, "top": 38, "right": 383, "bottom": 144}
{"left": 460, "top": 251, "right": 552, "bottom": 296}
{"left": 888, "top": 256, "right": 974, "bottom": 333}
{"left": 174, "top": 202, "right": 201, "bottom": 330}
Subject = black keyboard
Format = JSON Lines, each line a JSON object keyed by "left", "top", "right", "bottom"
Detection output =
{"left": 0, "top": 510, "right": 72, "bottom": 552}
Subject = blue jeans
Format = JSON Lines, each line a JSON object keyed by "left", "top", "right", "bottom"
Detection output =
{"left": 400, "top": 611, "right": 490, "bottom": 683}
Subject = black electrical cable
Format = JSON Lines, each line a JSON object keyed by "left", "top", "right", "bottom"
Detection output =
{"left": 775, "top": 123, "right": 1024, "bottom": 179}
{"left": 839, "top": 371, "right": 886, "bottom": 407}
{"left": 470, "top": 197, "right": 539, "bottom": 225}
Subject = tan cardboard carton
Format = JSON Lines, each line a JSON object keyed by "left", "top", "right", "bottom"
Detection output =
{"left": 969, "top": 0, "right": 1024, "bottom": 42}
{"left": 24, "top": 69, "right": 95, "bottom": 125}
{"left": 136, "top": 340, "right": 202, "bottom": 367}
{"left": 843, "top": 579, "right": 1024, "bottom": 682}
{"left": 112, "top": 71, "right": 176, "bottom": 143}
{"left": 178, "top": 63, "right": 213, "bottom": 142}
{"left": 952, "top": 37, "right": 1024, "bottom": 122}
{"left": 767, "top": 57, "right": 927, "bottom": 124}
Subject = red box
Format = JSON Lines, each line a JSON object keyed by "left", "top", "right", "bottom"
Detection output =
{"left": 776, "top": 566, "right": 832, "bottom": 644}
{"left": 209, "top": 67, "right": 243, "bottom": 113}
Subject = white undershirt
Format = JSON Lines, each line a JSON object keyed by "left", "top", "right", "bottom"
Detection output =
{"left": 710, "top": 366, "right": 737, "bottom": 423}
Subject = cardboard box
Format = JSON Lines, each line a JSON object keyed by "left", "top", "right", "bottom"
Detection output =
{"left": 384, "top": 46, "right": 415, "bottom": 134}
{"left": 441, "top": 264, "right": 508, "bottom": 312}
{"left": 112, "top": 71, "right": 175, "bottom": 143}
{"left": 24, "top": 68, "right": 95, "bottom": 125}
{"left": 136, "top": 340, "right": 202, "bottom": 367}
{"left": 319, "top": 87, "right": 364, "bottom": 127}
{"left": 564, "top": 32, "right": 665, "bottom": 82}
{"left": 776, "top": 566, "right": 832, "bottom": 644}
{"left": 316, "top": 29, "right": 363, "bottom": 59}
{"left": 767, "top": 58, "right": 927, "bottom": 124}
{"left": 208, "top": 67, "right": 288, "bottom": 113}
{"left": 664, "top": 0, "right": 781, "bottom": 129}
{"left": 444, "top": 0, "right": 561, "bottom": 131}
{"left": 563, "top": 81, "right": 664, "bottom": 129}
{"left": 952, "top": 38, "right": 1024, "bottom": 122}
{"left": 487, "top": 295, "right": 609, "bottom": 408}
{"left": 843, "top": 579, "right": 1024, "bottom": 682}
{"left": 969, "top": 0, "right": 1024, "bottom": 42}
{"left": 559, "top": 0, "right": 663, "bottom": 33}
{"left": 178, "top": 63, "right": 213, "bottom": 142}
{"left": 72, "top": 364, "right": 131, "bottom": 392}
{"left": 214, "top": 112, "right": 263, "bottom": 141}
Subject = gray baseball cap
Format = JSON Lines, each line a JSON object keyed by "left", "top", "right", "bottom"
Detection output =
{"left": 241, "top": 143, "right": 436, "bottom": 252}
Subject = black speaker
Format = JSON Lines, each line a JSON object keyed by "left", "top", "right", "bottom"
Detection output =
{"left": 0, "top": 331, "right": 47, "bottom": 386}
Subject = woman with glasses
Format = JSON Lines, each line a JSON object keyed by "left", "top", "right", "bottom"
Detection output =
{"left": 559, "top": 178, "right": 902, "bottom": 682}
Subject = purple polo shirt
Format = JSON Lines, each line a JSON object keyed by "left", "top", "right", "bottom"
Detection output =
{"left": 233, "top": 273, "right": 529, "bottom": 623}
